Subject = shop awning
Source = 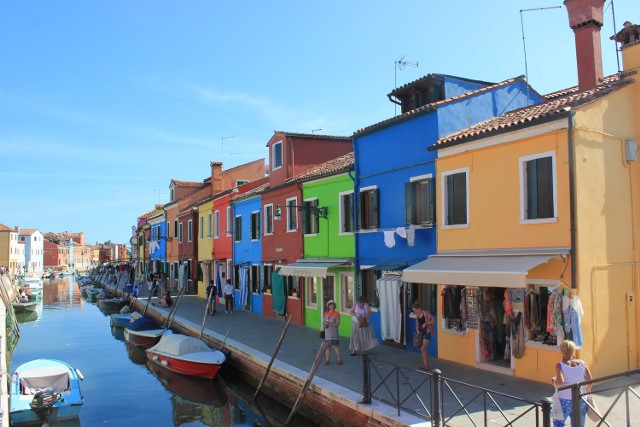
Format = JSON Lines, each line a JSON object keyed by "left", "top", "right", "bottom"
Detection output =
{"left": 364, "top": 264, "right": 406, "bottom": 271}
{"left": 278, "top": 259, "right": 352, "bottom": 278}
{"left": 402, "top": 248, "right": 570, "bottom": 288}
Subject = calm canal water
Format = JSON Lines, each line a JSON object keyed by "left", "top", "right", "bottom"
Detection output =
{"left": 9, "top": 276, "right": 317, "bottom": 427}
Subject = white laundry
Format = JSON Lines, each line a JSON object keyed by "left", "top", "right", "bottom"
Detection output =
{"left": 406, "top": 226, "right": 416, "bottom": 247}
{"left": 376, "top": 277, "right": 403, "bottom": 343}
{"left": 383, "top": 230, "right": 396, "bottom": 248}
{"left": 395, "top": 227, "right": 407, "bottom": 239}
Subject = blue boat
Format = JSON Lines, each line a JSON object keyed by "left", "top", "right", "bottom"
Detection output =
{"left": 9, "top": 358, "right": 84, "bottom": 426}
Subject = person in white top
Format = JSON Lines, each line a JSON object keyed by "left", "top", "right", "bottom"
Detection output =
{"left": 224, "top": 279, "right": 234, "bottom": 314}
{"left": 552, "top": 340, "right": 593, "bottom": 427}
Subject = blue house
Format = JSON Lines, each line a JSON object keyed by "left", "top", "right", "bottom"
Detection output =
{"left": 230, "top": 184, "right": 268, "bottom": 314}
{"left": 148, "top": 209, "right": 167, "bottom": 274}
{"left": 352, "top": 74, "right": 543, "bottom": 356}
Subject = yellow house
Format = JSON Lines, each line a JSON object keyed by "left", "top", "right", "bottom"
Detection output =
{"left": 404, "top": 19, "right": 639, "bottom": 381}
{"left": 197, "top": 197, "right": 214, "bottom": 298}
{"left": 0, "top": 223, "right": 20, "bottom": 275}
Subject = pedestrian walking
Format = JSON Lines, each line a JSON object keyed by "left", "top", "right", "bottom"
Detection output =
{"left": 552, "top": 339, "right": 592, "bottom": 427}
{"left": 348, "top": 296, "right": 378, "bottom": 356}
{"left": 323, "top": 300, "right": 343, "bottom": 365}
{"left": 412, "top": 302, "right": 435, "bottom": 371}
{"left": 206, "top": 279, "right": 217, "bottom": 315}
{"left": 224, "top": 279, "right": 234, "bottom": 314}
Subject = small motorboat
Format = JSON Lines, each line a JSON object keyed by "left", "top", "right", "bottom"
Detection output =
{"left": 9, "top": 358, "right": 84, "bottom": 426}
{"left": 12, "top": 301, "right": 38, "bottom": 314}
{"left": 98, "top": 297, "right": 127, "bottom": 313}
{"left": 110, "top": 311, "right": 141, "bottom": 328}
{"left": 124, "top": 317, "right": 172, "bottom": 348}
{"left": 84, "top": 288, "right": 100, "bottom": 302}
{"left": 146, "top": 334, "right": 226, "bottom": 380}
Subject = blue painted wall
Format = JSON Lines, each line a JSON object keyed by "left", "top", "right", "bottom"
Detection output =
{"left": 150, "top": 222, "right": 166, "bottom": 264}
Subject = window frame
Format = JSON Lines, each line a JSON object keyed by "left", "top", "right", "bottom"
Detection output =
{"left": 187, "top": 219, "right": 193, "bottom": 242}
{"left": 286, "top": 197, "right": 298, "bottom": 232}
{"left": 302, "top": 198, "right": 319, "bottom": 236}
{"left": 272, "top": 141, "right": 283, "bottom": 171}
{"left": 199, "top": 216, "right": 204, "bottom": 240}
{"left": 214, "top": 210, "right": 219, "bottom": 238}
{"left": 406, "top": 173, "right": 435, "bottom": 226}
{"left": 178, "top": 222, "right": 183, "bottom": 243}
{"left": 226, "top": 207, "right": 232, "bottom": 236}
{"left": 441, "top": 168, "right": 469, "bottom": 229}
{"left": 234, "top": 215, "right": 242, "bottom": 242}
{"left": 339, "top": 272, "right": 355, "bottom": 313}
{"left": 339, "top": 190, "right": 354, "bottom": 235}
{"left": 263, "top": 204, "right": 274, "bottom": 235}
{"left": 519, "top": 151, "right": 558, "bottom": 224}
{"left": 358, "top": 185, "right": 379, "bottom": 230}
{"left": 250, "top": 211, "right": 260, "bottom": 241}
{"left": 207, "top": 213, "right": 212, "bottom": 238}
{"left": 305, "top": 277, "right": 319, "bottom": 309}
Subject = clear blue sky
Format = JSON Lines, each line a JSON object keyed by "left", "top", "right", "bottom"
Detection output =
{"left": 1, "top": 1, "right": 636, "bottom": 245}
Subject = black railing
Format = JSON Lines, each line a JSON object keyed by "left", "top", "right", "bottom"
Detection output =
{"left": 557, "top": 368, "right": 640, "bottom": 427}
{"left": 363, "top": 355, "right": 550, "bottom": 427}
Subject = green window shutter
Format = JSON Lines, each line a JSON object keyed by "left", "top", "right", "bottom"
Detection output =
{"left": 357, "top": 191, "right": 365, "bottom": 230}
{"left": 372, "top": 189, "right": 380, "bottom": 229}
{"left": 427, "top": 178, "right": 436, "bottom": 225}
{"left": 405, "top": 182, "right": 414, "bottom": 225}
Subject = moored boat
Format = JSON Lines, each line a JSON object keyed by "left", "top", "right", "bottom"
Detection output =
{"left": 12, "top": 301, "right": 38, "bottom": 313}
{"left": 98, "top": 298, "right": 127, "bottom": 313}
{"left": 146, "top": 334, "right": 226, "bottom": 380}
{"left": 110, "top": 311, "right": 141, "bottom": 328}
{"left": 124, "top": 317, "right": 172, "bottom": 348}
{"left": 9, "top": 358, "right": 84, "bottom": 426}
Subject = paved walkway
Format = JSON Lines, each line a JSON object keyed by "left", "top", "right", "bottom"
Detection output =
{"left": 106, "top": 281, "right": 638, "bottom": 427}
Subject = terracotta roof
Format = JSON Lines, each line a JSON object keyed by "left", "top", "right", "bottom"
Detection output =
{"left": 0, "top": 223, "right": 15, "bottom": 232}
{"left": 138, "top": 208, "right": 158, "bottom": 220}
{"left": 286, "top": 153, "right": 354, "bottom": 183}
{"left": 171, "top": 179, "right": 206, "bottom": 188}
{"left": 230, "top": 183, "right": 269, "bottom": 202}
{"left": 434, "top": 74, "right": 633, "bottom": 148}
{"left": 18, "top": 229, "right": 38, "bottom": 235}
{"left": 272, "top": 131, "right": 351, "bottom": 141}
{"left": 354, "top": 76, "right": 534, "bottom": 137}
{"left": 543, "top": 74, "right": 622, "bottom": 100}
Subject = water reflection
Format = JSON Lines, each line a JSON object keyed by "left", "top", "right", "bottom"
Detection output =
{"left": 125, "top": 341, "right": 147, "bottom": 365}
{"left": 15, "top": 310, "right": 38, "bottom": 324}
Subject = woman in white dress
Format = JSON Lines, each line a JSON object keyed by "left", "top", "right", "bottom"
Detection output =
{"left": 348, "top": 296, "right": 378, "bottom": 356}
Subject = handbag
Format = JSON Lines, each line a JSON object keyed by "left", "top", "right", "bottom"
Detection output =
{"left": 358, "top": 317, "right": 368, "bottom": 328}
{"left": 552, "top": 389, "right": 563, "bottom": 421}
{"left": 412, "top": 331, "right": 423, "bottom": 347}
{"left": 319, "top": 330, "right": 325, "bottom": 339}
{"left": 586, "top": 395, "right": 601, "bottom": 422}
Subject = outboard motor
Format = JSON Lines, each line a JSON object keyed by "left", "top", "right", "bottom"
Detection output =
{"left": 29, "top": 388, "right": 61, "bottom": 426}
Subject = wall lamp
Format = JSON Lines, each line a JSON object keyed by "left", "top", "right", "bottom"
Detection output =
{"left": 273, "top": 204, "right": 328, "bottom": 220}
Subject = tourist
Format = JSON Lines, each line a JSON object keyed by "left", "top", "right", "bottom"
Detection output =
{"left": 224, "top": 279, "right": 234, "bottom": 314}
{"left": 552, "top": 340, "right": 592, "bottom": 427}
{"left": 159, "top": 272, "right": 167, "bottom": 295}
{"left": 206, "top": 279, "right": 217, "bottom": 316}
{"left": 412, "top": 302, "right": 435, "bottom": 371}
{"left": 323, "top": 300, "right": 343, "bottom": 365}
{"left": 158, "top": 290, "right": 173, "bottom": 307}
{"left": 348, "top": 296, "right": 378, "bottom": 356}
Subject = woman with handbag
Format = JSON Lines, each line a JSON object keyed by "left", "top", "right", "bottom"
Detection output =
{"left": 322, "top": 300, "right": 343, "bottom": 365}
{"left": 412, "top": 302, "right": 435, "bottom": 371}
{"left": 552, "top": 339, "right": 593, "bottom": 427}
{"left": 348, "top": 296, "right": 379, "bottom": 356}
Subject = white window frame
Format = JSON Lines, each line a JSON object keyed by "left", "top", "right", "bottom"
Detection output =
{"left": 264, "top": 204, "right": 274, "bottom": 236}
{"left": 441, "top": 167, "right": 469, "bottom": 229}
{"left": 303, "top": 197, "right": 319, "bottom": 236}
{"left": 214, "top": 210, "right": 219, "bottom": 238}
{"left": 188, "top": 219, "right": 193, "bottom": 242}
{"left": 286, "top": 197, "right": 298, "bottom": 232}
{"left": 339, "top": 272, "right": 355, "bottom": 313}
{"left": 519, "top": 150, "right": 558, "bottom": 224}
{"left": 226, "top": 206, "right": 232, "bottom": 236}
{"left": 199, "top": 216, "right": 204, "bottom": 240}
{"left": 272, "top": 141, "right": 283, "bottom": 171}
{"left": 179, "top": 222, "right": 184, "bottom": 243}
{"left": 305, "top": 277, "right": 319, "bottom": 309}
{"left": 234, "top": 215, "right": 242, "bottom": 242}
{"left": 207, "top": 213, "right": 212, "bottom": 238}
{"left": 250, "top": 210, "right": 260, "bottom": 241}
{"left": 339, "top": 190, "right": 354, "bottom": 235}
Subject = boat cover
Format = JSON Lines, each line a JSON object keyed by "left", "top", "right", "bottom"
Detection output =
{"left": 129, "top": 317, "right": 160, "bottom": 331}
{"left": 19, "top": 366, "right": 69, "bottom": 395}
{"left": 150, "top": 334, "right": 211, "bottom": 356}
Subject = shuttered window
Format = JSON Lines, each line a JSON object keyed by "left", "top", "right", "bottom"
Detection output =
{"left": 358, "top": 188, "right": 379, "bottom": 230}
{"left": 405, "top": 178, "right": 435, "bottom": 226}
{"left": 445, "top": 172, "right": 467, "bottom": 225}
{"left": 526, "top": 156, "right": 554, "bottom": 219}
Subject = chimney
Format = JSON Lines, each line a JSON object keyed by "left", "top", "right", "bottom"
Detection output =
{"left": 564, "top": 0, "right": 605, "bottom": 90}
{"left": 611, "top": 21, "right": 640, "bottom": 71}
{"left": 210, "top": 161, "right": 223, "bottom": 193}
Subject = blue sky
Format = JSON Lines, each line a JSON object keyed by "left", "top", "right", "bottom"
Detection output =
{"left": 1, "top": 1, "right": 636, "bottom": 245}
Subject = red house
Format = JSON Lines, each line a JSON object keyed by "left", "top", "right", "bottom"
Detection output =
{"left": 261, "top": 131, "right": 352, "bottom": 324}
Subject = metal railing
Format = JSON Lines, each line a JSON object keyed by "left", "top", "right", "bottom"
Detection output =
{"left": 362, "top": 355, "right": 550, "bottom": 427}
{"left": 557, "top": 368, "right": 640, "bottom": 427}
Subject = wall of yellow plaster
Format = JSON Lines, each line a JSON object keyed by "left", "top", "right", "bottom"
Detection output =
{"left": 514, "top": 346, "right": 559, "bottom": 383}
{"left": 437, "top": 130, "right": 571, "bottom": 251}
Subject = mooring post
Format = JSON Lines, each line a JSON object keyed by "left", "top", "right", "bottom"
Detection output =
{"left": 540, "top": 396, "right": 552, "bottom": 427}
{"left": 361, "top": 353, "right": 371, "bottom": 404}
{"left": 431, "top": 369, "right": 442, "bottom": 427}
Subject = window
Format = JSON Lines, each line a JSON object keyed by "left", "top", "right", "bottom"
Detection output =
{"left": 302, "top": 199, "right": 319, "bottom": 235}
{"left": 174, "top": 219, "right": 179, "bottom": 238}
{"left": 187, "top": 220, "right": 193, "bottom": 242}
{"left": 442, "top": 169, "right": 468, "bottom": 227}
{"left": 170, "top": 188, "right": 174, "bottom": 202}
{"left": 340, "top": 272, "right": 355, "bottom": 312}
{"left": 358, "top": 187, "right": 379, "bottom": 230}
{"left": 236, "top": 180, "right": 249, "bottom": 186}
{"left": 287, "top": 276, "right": 301, "bottom": 297}
{"left": 226, "top": 207, "right": 232, "bottom": 236}
{"left": 339, "top": 191, "right": 354, "bottom": 233}
{"left": 167, "top": 221, "right": 170, "bottom": 238}
{"left": 199, "top": 216, "right": 204, "bottom": 239}
{"left": 250, "top": 211, "right": 260, "bottom": 240}
{"left": 521, "top": 152, "right": 556, "bottom": 221}
{"left": 251, "top": 265, "right": 260, "bottom": 293}
{"left": 272, "top": 141, "right": 283, "bottom": 170}
{"left": 234, "top": 215, "right": 242, "bottom": 242}
{"left": 305, "top": 277, "right": 319, "bottom": 308}
{"left": 263, "top": 265, "right": 273, "bottom": 293}
{"left": 264, "top": 204, "right": 274, "bottom": 235}
{"left": 361, "top": 269, "right": 379, "bottom": 308}
{"left": 286, "top": 198, "right": 298, "bottom": 231}
{"left": 321, "top": 276, "right": 334, "bottom": 309}
{"left": 406, "top": 175, "right": 435, "bottom": 226}
{"left": 207, "top": 213, "right": 212, "bottom": 238}
{"left": 214, "top": 211, "right": 219, "bottom": 238}
{"left": 178, "top": 222, "right": 183, "bottom": 243}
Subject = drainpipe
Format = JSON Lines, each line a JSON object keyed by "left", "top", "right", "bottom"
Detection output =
{"left": 349, "top": 136, "right": 360, "bottom": 294}
{"left": 568, "top": 111, "right": 578, "bottom": 289}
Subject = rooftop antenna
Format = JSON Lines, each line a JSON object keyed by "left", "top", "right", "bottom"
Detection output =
{"left": 311, "top": 128, "right": 322, "bottom": 134}
{"left": 394, "top": 56, "right": 418, "bottom": 115}
{"left": 220, "top": 136, "right": 234, "bottom": 163}
{"left": 607, "top": 0, "right": 621, "bottom": 72}
{"left": 520, "top": 6, "right": 562, "bottom": 96}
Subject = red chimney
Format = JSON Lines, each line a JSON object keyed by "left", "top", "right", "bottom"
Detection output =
{"left": 564, "top": 0, "right": 605, "bottom": 90}
{"left": 210, "top": 161, "right": 223, "bottom": 194}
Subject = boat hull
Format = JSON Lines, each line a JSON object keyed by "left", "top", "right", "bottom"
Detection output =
{"left": 146, "top": 350, "right": 223, "bottom": 380}
{"left": 124, "top": 328, "right": 170, "bottom": 348}
{"left": 12, "top": 302, "right": 38, "bottom": 313}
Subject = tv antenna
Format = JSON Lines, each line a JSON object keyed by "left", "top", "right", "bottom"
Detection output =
{"left": 520, "top": 6, "right": 561, "bottom": 85}
{"left": 394, "top": 56, "right": 418, "bottom": 115}
{"left": 220, "top": 136, "right": 234, "bottom": 163}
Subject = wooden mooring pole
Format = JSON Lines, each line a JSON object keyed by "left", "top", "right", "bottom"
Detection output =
{"left": 252, "top": 316, "right": 293, "bottom": 401}
{"left": 285, "top": 341, "right": 328, "bottom": 426}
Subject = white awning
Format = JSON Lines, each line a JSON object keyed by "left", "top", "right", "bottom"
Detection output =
{"left": 402, "top": 248, "right": 569, "bottom": 288}
{"left": 278, "top": 260, "right": 351, "bottom": 278}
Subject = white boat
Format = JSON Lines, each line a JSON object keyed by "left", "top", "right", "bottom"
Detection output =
{"left": 146, "top": 334, "right": 226, "bottom": 380}
{"left": 9, "top": 359, "right": 84, "bottom": 426}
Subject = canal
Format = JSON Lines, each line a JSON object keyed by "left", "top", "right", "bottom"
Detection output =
{"left": 9, "top": 276, "right": 318, "bottom": 427}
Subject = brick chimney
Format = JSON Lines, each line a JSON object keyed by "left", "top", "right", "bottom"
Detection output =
{"left": 564, "top": 0, "right": 605, "bottom": 90}
{"left": 210, "top": 161, "right": 223, "bottom": 194}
